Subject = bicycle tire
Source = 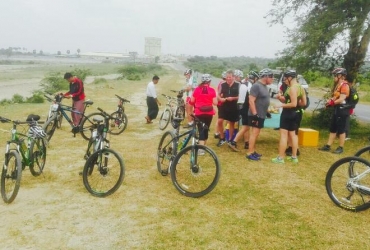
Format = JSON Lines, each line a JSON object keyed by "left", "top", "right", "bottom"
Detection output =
{"left": 109, "top": 111, "right": 128, "bottom": 135}
{"left": 159, "top": 109, "right": 171, "bottom": 130}
{"left": 29, "top": 138, "right": 47, "bottom": 177}
{"left": 83, "top": 148, "right": 125, "bottom": 197}
{"left": 1, "top": 150, "right": 22, "bottom": 203}
{"left": 354, "top": 145, "right": 370, "bottom": 162}
{"left": 80, "top": 112, "right": 105, "bottom": 141}
{"left": 171, "top": 106, "right": 185, "bottom": 129}
{"left": 157, "top": 130, "right": 176, "bottom": 176}
{"left": 56, "top": 111, "right": 63, "bottom": 128}
{"left": 42, "top": 115, "right": 57, "bottom": 142}
{"left": 171, "top": 145, "right": 220, "bottom": 198}
{"left": 325, "top": 156, "right": 370, "bottom": 212}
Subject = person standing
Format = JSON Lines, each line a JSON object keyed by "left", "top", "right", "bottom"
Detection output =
{"left": 214, "top": 71, "right": 227, "bottom": 139}
{"left": 271, "top": 70, "right": 306, "bottom": 164}
{"left": 189, "top": 74, "right": 218, "bottom": 154}
{"left": 229, "top": 71, "right": 259, "bottom": 151}
{"left": 246, "top": 68, "right": 273, "bottom": 161}
{"left": 63, "top": 72, "right": 85, "bottom": 126}
{"left": 145, "top": 75, "right": 161, "bottom": 124}
{"left": 319, "top": 68, "right": 350, "bottom": 154}
{"left": 216, "top": 70, "right": 239, "bottom": 147}
{"left": 183, "top": 69, "right": 198, "bottom": 128}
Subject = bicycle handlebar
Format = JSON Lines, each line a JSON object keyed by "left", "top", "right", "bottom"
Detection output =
{"left": 0, "top": 116, "right": 33, "bottom": 125}
{"left": 115, "top": 94, "right": 130, "bottom": 103}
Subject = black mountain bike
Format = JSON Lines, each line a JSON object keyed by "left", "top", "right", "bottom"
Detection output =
{"left": 0, "top": 115, "right": 47, "bottom": 203}
{"left": 157, "top": 115, "right": 221, "bottom": 198}
{"left": 109, "top": 94, "right": 130, "bottom": 135}
{"left": 82, "top": 107, "right": 125, "bottom": 197}
{"left": 43, "top": 93, "right": 102, "bottom": 141}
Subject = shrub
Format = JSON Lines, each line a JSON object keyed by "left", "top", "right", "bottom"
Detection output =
{"left": 12, "top": 94, "right": 25, "bottom": 103}
{"left": 92, "top": 78, "right": 107, "bottom": 84}
{"left": 26, "top": 91, "right": 45, "bottom": 103}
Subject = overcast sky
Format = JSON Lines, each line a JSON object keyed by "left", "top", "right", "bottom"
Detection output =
{"left": 0, "top": 0, "right": 291, "bottom": 58}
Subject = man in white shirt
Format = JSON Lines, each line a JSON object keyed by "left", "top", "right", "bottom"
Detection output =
{"left": 145, "top": 75, "right": 161, "bottom": 123}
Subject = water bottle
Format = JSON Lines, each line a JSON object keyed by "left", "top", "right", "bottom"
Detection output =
{"left": 178, "top": 136, "right": 187, "bottom": 150}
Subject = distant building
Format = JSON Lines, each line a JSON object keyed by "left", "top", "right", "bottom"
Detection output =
{"left": 144, "top": 37, "right": 161, "bottom": 57}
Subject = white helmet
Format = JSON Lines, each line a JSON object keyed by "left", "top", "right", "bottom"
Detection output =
{"left": 201, "top": 74, "right": 212, "bottom": 83}
{"left": 234, "top": 69, "right": 244, "bottom": 78}
{"left": 28, "top": 125, "right": 47, "bottom": 138}
{"left": 221, "top": 71, "right": 227, "bottom": 79}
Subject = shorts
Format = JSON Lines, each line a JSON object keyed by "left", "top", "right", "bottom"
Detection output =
{"left": 280, "top": 109, "right": 301, "bottom": 132}
{"left": 239, "top": 106, "right": 249, "bottom": 126}
{"left": 248, "top": 116, "right": 265, "bottom": 129}
{"left": 329, "top": 113, "right": 348, "bottom": 134}
{"left": 218, "top": 105, "right": 239, "bottom": 122}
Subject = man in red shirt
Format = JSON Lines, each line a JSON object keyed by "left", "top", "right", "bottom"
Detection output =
{"left": 63, "top": 72, "right": 86, "bottom": 126}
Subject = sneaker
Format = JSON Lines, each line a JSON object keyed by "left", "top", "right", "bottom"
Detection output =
{"left": 246, "top": 153, "right": 260, "bottom": 161}
{"left": 214, "top": 133, "right": 220, "bottom": 139}
{"left": 286, "top": 156, "right": 299, "bottom": 164}
{"left": 252, "top": 152, "right": 262, "bottom": 158}
{"left": 228, "top": 141, "right": 239, "bottom": 152}
{"left": 345, "top": 137, "right": 351, "bottom": 141}
{"left": 333, "top": 146, "right": 343, "bottom": 154}
{"left": 198, "top": 149, "right": 205, "bottom": 156}
{"left": 217, "top": 139, "right": 226, "bottom": 147}
{"left": 244, "top": 142, "right": 249, "bottom": 149}
{"left": 319, "top": 145, "right": 331, "bottom": 151}
{"left": 271, "top": 156, "right": 285, "bottom": 164}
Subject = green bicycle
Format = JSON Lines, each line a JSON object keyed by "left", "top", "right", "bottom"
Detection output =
{"left": 0, "top": 115, "right": 47, "bottom": 203}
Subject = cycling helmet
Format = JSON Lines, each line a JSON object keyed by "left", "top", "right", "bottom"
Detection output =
{"left": 221, "top": 71, "right": 227, "bottom": 79}
{"left": 28, "top": 125, "right": 47, "bottom": 138}
{"left": 283, "top": 70, "right": 297, "bottom": 78}
{"left": 259, "top": 68, "right": 273, "bottom": 78}
{"left": 234, "top": 69, "right": 244, "bottom": 78}
{"left": 184, "top": 69, "right": 192, "bottom": 75}
{"left": 201, "top": 73, "right": 212, "bottom": 83}
{"left": 332, "top": 67, "right": 347, "bottom": 76}
{"left": 248, "top": 71, "right": 259, "bottom": 79}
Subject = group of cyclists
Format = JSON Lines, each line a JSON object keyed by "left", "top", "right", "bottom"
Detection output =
{"left": 181, "top": 68, "right": 308, "bottom": 163}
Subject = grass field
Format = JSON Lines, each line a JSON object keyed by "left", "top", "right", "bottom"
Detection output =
{"left": 1, "top": 62, "right": 370, "bottom": 249}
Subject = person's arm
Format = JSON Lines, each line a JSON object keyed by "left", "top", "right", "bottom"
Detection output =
{"left": 249, "top": 95, "right": 257, "bottom": 115}
{"left": 280, "top": 86, "right": 298, "bottom": 108}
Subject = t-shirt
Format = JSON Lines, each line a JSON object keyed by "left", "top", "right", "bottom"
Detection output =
{"left": 146, "top": 81, "right": 157, "bottom": 98}
{"left": 185, "top": 75, "right": 198, "bottom": 97}
{"left": 248, "top": 81, "right": 270, "bottom": 119}
{"left": 333, "top": 81, "right": 350, "bottom": 104}
{"left": 192, "top": 85, "right": 216, "bottom": 115}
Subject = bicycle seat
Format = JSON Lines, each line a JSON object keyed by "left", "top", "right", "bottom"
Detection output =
{"left": 84, "top": 100, "right": 94, "bottom": 105}
{"left": 93, "top": 117, "right": 103, "bottom": 123}
{"left": 26, "top": 114, "right": 41, "bottom": 122}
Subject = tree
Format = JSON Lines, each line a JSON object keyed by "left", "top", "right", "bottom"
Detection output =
{"left": 268, "top": 0, "right": 370, "bottom": 80}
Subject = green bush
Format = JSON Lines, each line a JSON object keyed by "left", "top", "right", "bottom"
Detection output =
{"left": 117, "top": 64, "right": 165, "bottom": 81}
{"left": 26, "top": 91, "right": 45, "bottom": 103}
{"left": 12, "top": 94, "right": 25, "bottom": 103}
{"left": 92, "top": 78, "right": 107, "bottom": 84}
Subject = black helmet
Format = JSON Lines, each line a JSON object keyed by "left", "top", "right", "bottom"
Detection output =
{"left": 283, "top": 70, "right": 297, "bottom": 78}
{"left": 332, "top": 67, "right": 347, "bottom": 76}
{"left": 259, "top": 68, "right": 273, "bottom": 78}
{"left": 184, "top": 69, "right": 192, "bottom": 75}
{"left": 248, "top": 71, "right": 259, "bottom": 79}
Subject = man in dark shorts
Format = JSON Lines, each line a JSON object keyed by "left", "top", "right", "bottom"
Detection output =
{"left": 216, "top": 70, "right": 239, "bottom": 147}
{"left": 246, "top": 68, "right": 273, "bottom": 160}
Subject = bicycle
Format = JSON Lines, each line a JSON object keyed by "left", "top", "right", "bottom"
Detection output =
{"left": 157, "top": 115, "right": 221, "bottom": 198}
{"left": 109, "top": 94, "right": 130, "bottom": 135}
{"left": 325, "top": 156, "right": 370, "bottom": 212}
{"left": 82, "top": 107, "right": 125, "bottom": 197}
{"left": 158, "top": 89, "right": 186, "bottom": 130}
{"left": 43, "top": 93, "right": 103, "bottom": 141}
{"left": 0, "top": 114, "right": 47, "bottom": 203}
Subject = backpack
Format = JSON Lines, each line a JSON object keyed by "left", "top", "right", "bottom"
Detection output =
{"left": 346, "top": 85, "right": 359, "bottom": 109}
{"left": 303, "top": 88, "right": 310, "bottom": 110}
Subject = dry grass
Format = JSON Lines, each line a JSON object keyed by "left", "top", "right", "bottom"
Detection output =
{"left": 1, "top": 64, "right": 370, "bottom": 249}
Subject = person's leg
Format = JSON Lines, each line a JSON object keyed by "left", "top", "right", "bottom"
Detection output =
{"left": 146, "top": 97, "right": 156, "bottom": 121}
{"left": 228, "top": 121, "right": 235, "bottom": 142}
{"left": 72, "top": 99, "right": 85, "bottom": 126}
{"left": 247, "top": 127, "right": 261, "bottom": 155}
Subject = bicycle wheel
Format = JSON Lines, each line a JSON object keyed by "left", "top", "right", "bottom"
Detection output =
{"left": 1, "top": 150, "right": 22, "bottom": 203}
{"left": 83, "top": 148, "right": 125, "bottom": 197}
{"left": 56, "top": 111, "right": 63, "bottom": 128}
{"left": 159, "top": 109, "right": 171, "bottom": 130}
{"left": 325, "top": 156, "right": 370, "bottom": 212}
{"left": 42, "top": 116, "right": 57, "bottom": 142}
{"left": 109, "top": 111, "right": 128, "bottom": 135}
{"left": 80, "top": 112, "right": 105, "bottom": 140}
{"left": 157, "top": 130, "right": 176, "bottom": 176}
{"left": 171, "top": 145, "right": 220, "bottom": 198}
{"left": 354, "top": 146, "right": 370, "bottom": 162}
{"left": 171, "top": 106, "right": 185, "bottom": 128}
{"left": 29, "top": 138, "right": 47, "bottom": 177}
